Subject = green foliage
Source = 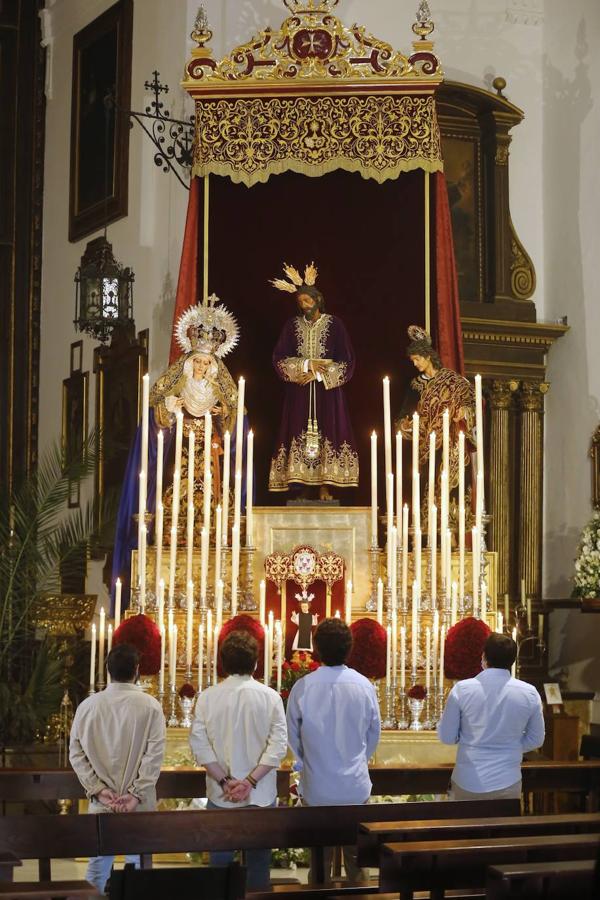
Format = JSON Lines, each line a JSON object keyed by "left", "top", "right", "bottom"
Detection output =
{"left": 0, "top": 434, "right": 99, "bottom": 746}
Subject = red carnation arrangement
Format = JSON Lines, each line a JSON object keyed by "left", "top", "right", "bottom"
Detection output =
{"left": 216, "top": 614, "right": 265, "bottom": 678}
{"left": 178, "top": 682, "right": 196, "bottom": 699}
{"left": 112, "top": 614, "right": 161, "bottom": 675}
{"left": 407, "top": 684, "right": 427, "bottom": 701}
{"left": 348, "top": 618, "right": 387, "bottom": 679}
{"left": 444, "top": 616, "right": 492, "bottom": 681}
{"left": 279, "top": 651, "right": 320, "bottom": 704}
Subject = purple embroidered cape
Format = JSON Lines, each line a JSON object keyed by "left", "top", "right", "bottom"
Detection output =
{"left": 269, "top": 313, "right": 359, "bottom": 491}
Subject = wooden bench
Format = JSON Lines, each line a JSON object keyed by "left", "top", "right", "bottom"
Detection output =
{"left": 379, "top": 831, "right": 600, "bottom": 899}
{"left": 357, "top": 811, "right": 600, "bottom": 866}
{"left": 0, "top": 815, "right": 98, "bottom": 881}
{"left": 0, "top": 882, "right": 100, "bottom": 899}
{"left": 485, "top": 859, "right": 598, "bottom": 899}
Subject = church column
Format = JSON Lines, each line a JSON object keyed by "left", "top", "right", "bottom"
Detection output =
{"left": 516, "top": 382, "right": 549, "bottom": 603}
{"left": 487, "top": 379, "right": 517, "bottom": 598}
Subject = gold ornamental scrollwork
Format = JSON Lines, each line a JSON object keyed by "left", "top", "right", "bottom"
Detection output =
{"left": 510, "top": 218, "right": 536, "bottom": 301}
{"left": 192, "top": 94, "right": 443, "bottom": 186}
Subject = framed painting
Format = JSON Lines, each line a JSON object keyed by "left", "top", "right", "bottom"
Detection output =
{"left": 441, "top": 135, "right": 483, "bottom": 304}
{"left": 69, "top": 0, "right": 133, "bottom": 242}
{"left": 62, "top": 342, "right": 89, "bottom": 508}
{"left": 94, "top": 329, "right": 148, "bottom": 537}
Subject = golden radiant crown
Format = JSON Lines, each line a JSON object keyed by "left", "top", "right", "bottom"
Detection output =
{"left": 283, "top": 0, "right": 340, "bottom": 12}
{"left": 175, "top": 295, "right": 239, "bottom": 358}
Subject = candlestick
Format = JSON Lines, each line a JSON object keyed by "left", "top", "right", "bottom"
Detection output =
{"left": 383, "top": 377, "right": 392, "bottom": 477}
{"left": 376, "top": 578, "right": 384, "bottom": 625}
{"left": 259, "top": 579, "right": 266, "bottom": 625}
{"left": 396, "top": 431, "right": 403, "bottom": 540}
{"left": 197, "top": 623, "right": 204, "bottom": 692}
{"left": 370, "top": 431, "right": 378, "bottom": 546}
{"left": 222, "top": 431, "right": 231, "bottom": 547}
{"left": 89, "top": 623, "right": 96, "bottom": 692}
{"left": 400, "top": 625, "right": 406, "bottom": 689}
{"left": 98, "top": 607, "right": 106, "bottom": 685}
{"left": 246, "top": 429, "right": 254, "bottom": 547}
{"left": 186, "top": 580, "right": 194, "bottom": 673}
{"left": 114, "top": 578, "right": 122, "bottom": 631}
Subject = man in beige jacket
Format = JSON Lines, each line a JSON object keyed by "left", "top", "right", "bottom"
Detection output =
{"left": 70, "top": 643, "right": 165, "bottom": 894}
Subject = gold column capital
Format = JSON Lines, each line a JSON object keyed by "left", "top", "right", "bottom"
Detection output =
{"left": 488, "top": 379, "right": 518, "bottom": 410}
{"left": 517, "top": 381, "right": 549, "bottom": 412}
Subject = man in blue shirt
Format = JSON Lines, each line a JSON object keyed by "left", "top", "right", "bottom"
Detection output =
{"left": 286, "top": 617, "right": 381, "bottom": 881}
{"left": 438, "top": 633, "right": 545, "bottom": 799}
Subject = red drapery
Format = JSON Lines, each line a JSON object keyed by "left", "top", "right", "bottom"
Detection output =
{"left": 170, "top": 176, "right": 202, "bottom": 364}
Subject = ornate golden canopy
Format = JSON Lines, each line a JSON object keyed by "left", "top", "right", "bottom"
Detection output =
{"left": 182, "top": 0, "right": 444, "bottom": 186}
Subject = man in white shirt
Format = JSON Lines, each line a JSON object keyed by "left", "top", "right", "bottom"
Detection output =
{"left": 438, "top": 632, "right": 545, "bottom": 799}
{"left": 190, "top": 630, "right": 287, "bottom": 891}
{"left": 69, "top": 643, "right": 166, "bottom": 894}
{"left": 286, "top": 618, "right": 381, "bottom": 882}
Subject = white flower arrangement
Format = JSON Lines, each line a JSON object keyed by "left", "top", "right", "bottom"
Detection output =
{"left": 573, "top": 510, "right": 600, "bottom": 598}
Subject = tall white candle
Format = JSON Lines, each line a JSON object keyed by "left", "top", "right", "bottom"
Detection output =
{"left": 173, "top": 410, "right": 184, "bottom": 517}
{"left": 386, "top": 472, "right": 394, "bottom": 587}
{"left": 186, "top": 429, "right": 196, "bottom": 580}
{"left": 428, "top": 430, "right": 436, "bottom": 515}
{"left": 216, "top": 579, "right": 224, "bottom": 629}
{"left": 386, "top": 625, "right": 391, "bottom": 690}
{"left": 140, "top": 371, "right": 150, "bottom": 481}
{"left": 259, "top": 579, "right": 266, "bottom": 625}
{"left": 475, "top": 374, "right": 484, "bottom": 500}
{"left": 200, "top": 527, "right": 209, "bottom": 603}
{"left": 400, "top": 625, "right": 406, "bottom": 689}
{"left": 246, "top": 429, "right": 254, "bottom": 547}
{"left": 186, "top": 580, "right": 194, "bottom": 672}
{"left": 155, "top": 429, "right": 164, "bottom": 599}
{"left": 430, "top": 505, "right": 437, "bottom": 603}
{"left": 231, "top": 523, "right": 240, "bottom": 617}
{"left": 526, "top": 597, "right": 532, "bottom": 629}
{"left": 497, "top": 612, "right": 504, "bottom": 634}
{"left": 139, "top": 523, "right": 147, "bottom": 613}
{"left": 451, "top": 581, "right": 458, "bottom": 626}
{"left": 390, "top": 528, "right": 398, "bottom": 613}
{"left": 440, "top": 469, "right": 448, "bottom": 591}
{"left": 472, "top": 526, "right": 479, "bottom": 617}
{"left": 412, "top": 412, "right": 419, "bottom": 474}
{"left": 411, "top": 581, "right": 418, "bottom": 672}
{"left": 206, "top": 610, "right": 213, "bottom": 685}
{"left": 168, "top": 524, "right": 177, "bottom": 604}
{"left": 107, "top": 623, "right": 113, "bottom": 657}
{"left": 276, "top": 620, "right": 283, "bottom": 693}
{"left": 376, "top": 577, "right": 384, "bottom": 625}
{"left": 511, "top": 627, "right": 517, "bottom": 677}
{"left": 214, "top": 505, "right": 222, "bottom": 592}
{"left": 233, "top": 469, "right": 243, "bottom": 538}
{"left": 197, "top": 623, "right": 204, "bottom": 692}
{"left": 445, "top": 529, "right": 452, "bottom": 605}
{"left": 213, "top": 624, "right": 219, "bottom": 684}
{"left": 425, "top": 626, "right": 431, "bottom": 692}
{"left": 222, "top": 431, "right": 231, "bottom": 547}
{"left": 268, "top": 610, "right": 274, "bottom": 684}
{"left": 346, "top": 580, "right": 353, "bottom": 624}
{"left": 414, "top": 528, "right": 422, "bottom": 605}
{"left": 401, "top": 504, "right": 409, "bottom": 604}
{"left": 98, "top": 607, "right": 106, "bottom": 683}
{"left": 263, "top": 621, "right": 270, "bottom": 686}
{"left": 391, "top": 609, "right": 398, "bottom": 684}
{"left": 89, "top": 623, "right": 96, "bottom": 691}
{"left": 203, "top": 411, "right": 212, "bottom": 534}
{"left": 442, "top": 408, "right": 450, "bottom": 480}
{"left": 157, "top": 578, "right": 165, "bottom": 631}
{"left": 538, "top": 613, "right": 544, "bottom": 639}
{"left": 159, "top": 625, "right": 165, "bottom": 694}
{"left": 396, "top": 431, "right": 403, "bottom": 539}
{"left": 432, "top": 609, "right": 439, "bottom": 680}
{"left": 370, "top": 431, "right": 378, "bottom": 546}
{"left": 170, "top": 624, "right": 178, "bottom": 689}
{"left": 439, "top": 625, "right": 445, "bottom": 686}
{"left": 235, "top": 376, "right": 245, "bottom": 475}
{"left": 114, "top": 578, "right": 122, "bottom": 631}
{"left": 383, "top": 377, "right": 392, "bottom": 477}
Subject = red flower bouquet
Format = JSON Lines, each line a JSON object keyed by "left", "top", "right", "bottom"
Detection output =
{"left": 444, "top": 616, "right": 492, "bottom": 681}
{"left": 407, "top": 683, "right": 427, "bottom": 701}
{"left": 216, "top": 614, "right": 265, "bottom": 678}
{"left": 348, "top": 618, "right": 387, "bottom": 679}
{"left": 113, "top": 614, "right": 161, "bottom": 675}
{"left": 178, "top": 682, "right": 196, "bottom": 699}
{"left": 279, "top": 651, "right": 320, "bottom": 703}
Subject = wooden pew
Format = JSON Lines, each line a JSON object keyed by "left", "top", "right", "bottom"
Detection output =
{"left": 97, "top": 800, "right": 518, "bottom": 893}
{"left": 485, "top": 859, "right": 598, "bottom": 899}
{"left": 0, "top": 815, "right": 98, "bottom": 881}
{"left": 0, "top": 882, "right": 100, "bottom": 899}
{"left": 357, "top": 811, "right": 600, "bottom": 867}
{"left": 379, "top": 832, "right": 600, "bottom": 899}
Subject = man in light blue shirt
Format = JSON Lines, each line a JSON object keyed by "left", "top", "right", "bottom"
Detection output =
{"left": 438, "top": 633, "right": 545, "bottom": 799}
{"left": 287, "top": 617, "right": 381, "bottom": 881}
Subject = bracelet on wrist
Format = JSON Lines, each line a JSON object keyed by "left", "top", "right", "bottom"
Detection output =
{"left": 218, "top": 775, "right": 233, "bottom": 788}
{"left": 245, "top": 773, "right": 258, "bottom": 789}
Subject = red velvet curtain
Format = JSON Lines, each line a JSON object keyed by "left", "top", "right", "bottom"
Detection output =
{"left": 170, "top": 176, "right": 202, "bottom": 364}
{"left": 171, "top": 168, "right": 464, "bottom": 504}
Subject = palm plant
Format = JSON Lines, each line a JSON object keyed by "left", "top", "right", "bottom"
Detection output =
{"left": 0, "top": 434, "right": 99, "bottom": 746}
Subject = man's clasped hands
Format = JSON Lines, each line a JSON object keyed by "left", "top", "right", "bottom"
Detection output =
{"left": 96, "top": 788, "right": 140, "bottom": 813}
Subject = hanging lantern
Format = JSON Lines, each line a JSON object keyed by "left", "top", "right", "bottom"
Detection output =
{"left": 74, "top": 236, "right": 135, "bottom": 343}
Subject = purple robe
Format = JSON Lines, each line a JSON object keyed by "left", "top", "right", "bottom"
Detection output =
{"left": 269, "top": 313, "right": 359, "bottom": 490}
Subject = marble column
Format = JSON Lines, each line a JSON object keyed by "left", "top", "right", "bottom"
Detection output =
{"left": 516, "top": 382, "right": 549, "bottom": 603}
{"left": 487, "top": 380, "right": 518, "bottom": 599}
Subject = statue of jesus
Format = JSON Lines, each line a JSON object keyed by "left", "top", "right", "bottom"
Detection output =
{"left": 268, "top": 262, "right": 359, "bottom": 499}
